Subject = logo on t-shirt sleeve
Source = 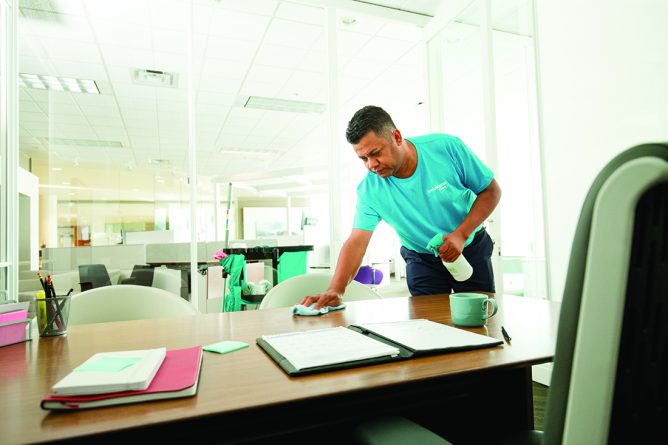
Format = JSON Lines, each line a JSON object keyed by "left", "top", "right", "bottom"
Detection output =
{"left": 426, "top": 181, "right": 448, "bottom": 194}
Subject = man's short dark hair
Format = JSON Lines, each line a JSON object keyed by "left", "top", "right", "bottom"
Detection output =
{"left": 345, "top": 105, "right": 397, "bottom": 144}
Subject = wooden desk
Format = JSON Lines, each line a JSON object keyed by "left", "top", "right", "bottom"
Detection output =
{"left": 0, "top": 295, "right": 560, "bottom": 445}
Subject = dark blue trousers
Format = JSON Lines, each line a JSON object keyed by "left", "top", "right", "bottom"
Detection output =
{"left": 400, "top": 228, "right": 495, "bottom": 296}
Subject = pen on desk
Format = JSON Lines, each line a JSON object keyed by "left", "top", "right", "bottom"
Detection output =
{"left": 501, "top": 326, "right": 512, "bottom": 343}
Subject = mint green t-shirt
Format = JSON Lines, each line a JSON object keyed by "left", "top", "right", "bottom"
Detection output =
{"left": 352, "top": 133, "right": 493, "bottom": 254}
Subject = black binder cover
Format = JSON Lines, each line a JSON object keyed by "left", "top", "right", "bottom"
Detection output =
{"left": 257, "top": 321, "right": 502, "bottom": 377}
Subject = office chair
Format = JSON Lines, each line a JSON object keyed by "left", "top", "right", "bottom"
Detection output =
{"left": 120, "top": 264, "right": 155, "bottom": 287}
{"left": 353, "top": 143, "right": 668, "bottom": 445}
{"left": 78, "top": 264, "right": 112, "bottom": 292}
{"left": 69, "top": 284, "right": 197, "bottom": 325}
{"left": 258, "top": 272, "right": 383, "bottom": 309}
{"left": 353, "top": 265, "right": 384, "bottom": 286}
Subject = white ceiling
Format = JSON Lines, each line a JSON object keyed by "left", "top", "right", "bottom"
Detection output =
{"left": 18, "top": 0, "right": 442, "bottom": 200}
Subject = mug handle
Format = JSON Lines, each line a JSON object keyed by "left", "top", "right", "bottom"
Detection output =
{"left": 481, "top": 298, "right": 498, "bottom": 319}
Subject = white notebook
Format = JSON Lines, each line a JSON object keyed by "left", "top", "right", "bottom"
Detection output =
{"left": 51, "top": 347, "right": 167, "bottom": 396}
{"left": 261, "top": 327, "right": 401, "bottom": 371}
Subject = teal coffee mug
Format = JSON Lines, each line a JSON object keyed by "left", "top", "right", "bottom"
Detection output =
{"left": 449, "top": 292, "right": 498, "bottom": 327}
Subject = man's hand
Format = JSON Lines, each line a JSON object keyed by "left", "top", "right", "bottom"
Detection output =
{"left": 299, "top": 289, "right": 343, "bottom": 310}
{"left": 438, "top": 231, "right": 466, "bottom": 262}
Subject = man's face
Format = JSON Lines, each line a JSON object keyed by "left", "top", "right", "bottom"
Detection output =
{"left": 353, "top": 130, "right": 402, "bottom": 178}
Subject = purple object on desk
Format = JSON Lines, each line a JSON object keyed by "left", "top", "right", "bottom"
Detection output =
{"left": 353, "top": 265, "right": 383, "bottom": 285}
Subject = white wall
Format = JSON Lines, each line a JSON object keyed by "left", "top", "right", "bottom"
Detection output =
{"left": 536, "top": 0, "right": 668, "bottom": 300}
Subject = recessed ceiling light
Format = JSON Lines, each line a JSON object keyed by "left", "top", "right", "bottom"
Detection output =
{"left": 340, "top": 17, "right": 356, "bottom": 26}
{"left": 51, "top": 167, "right": 62, "bottom": 171}
{"left": 132, "top": 69, "right": 178, "bottom": 88}
{"left": 19, "top": 73, "right": 99, "bottom": 94}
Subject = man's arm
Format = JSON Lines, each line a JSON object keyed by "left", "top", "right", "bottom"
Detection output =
{"left": 439, "top": 178, "right": 502, "bottom": 262}
{"left": 300, "top": 228, "right": 373, "bottom": 309}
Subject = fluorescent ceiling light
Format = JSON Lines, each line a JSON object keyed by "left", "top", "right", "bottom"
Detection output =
{"left": 149, "top": 159, "right": 171, "bottom": 165}
{"left": 220, "top": 147, "right": 281, "bottom": 156}
{"left": 19, "top": 73, "right": 99, "bottom": 94}
{"left": 243, "top": 96, "right": 326, "bottom": 114}
{"left": 132, "top": 69, "right": 178, "bottom": 88}
{"left": 43, "top": 138, "right": 123, "bottom": 148}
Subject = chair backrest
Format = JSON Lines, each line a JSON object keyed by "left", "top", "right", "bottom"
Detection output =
{"left": 78, "top": 264, "right": 112, "bottom": 291}
{"left": 69, "top": 284, "right": 197, "bottom": 325}
{"left": 353, "top": 265, "right": 384, "bottom": 285}
{"left": 258, "top": 272, "right": 383, "bottom": 309}
{"left": 544, "top": 143, "right": 668, "bottom": 444}
{"left": 121, "top": 264, "right": 155, "bottom": 287}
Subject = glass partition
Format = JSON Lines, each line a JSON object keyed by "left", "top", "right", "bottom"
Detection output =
{"left": 15, "top": 1, "right": 434, "bottom": 311}
{"left": 491, "top": 0, "right": 546, "bottom": 297}
{"left": 429, "top": 0, "right": 546, "bottom": 297}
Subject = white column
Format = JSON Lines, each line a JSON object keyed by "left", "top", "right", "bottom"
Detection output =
{"left": 39, "top": 193, "right": 58, "bottom": 248}
{"left": 186, "top": 2, "right": 199, "bottom": 312}
{"left": 286, "top": 196, "right": 291, "bottom": 237}
{"left": 214, "top": 182, "right": 221, "bottom": 241}
{"left": 481, "top": 0, "right": 503, "bottom": 296}
{"left": 326, "top": 6, "right": 342, "bottom": 269}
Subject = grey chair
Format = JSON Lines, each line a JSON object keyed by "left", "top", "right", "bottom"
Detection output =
{"left": 78, "top": 264, "right": 112, "bottom": 292}
{"left": 353, "top": 142, "right": 668, "bottom": 445}
{"left": 120, "top": 264, "right": 154, "bottom": 287}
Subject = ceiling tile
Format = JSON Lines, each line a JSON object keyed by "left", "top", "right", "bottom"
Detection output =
{"left": 74, "top": 93, "right": 117, "bottom": 107}
{"left": 78, "top": 105, "right": 121, "bottom": 118}
{"left": 275, "top": 2, "right": 324, "bottom": 26}
{"left": 19, "top": 110, "right": 47, "bottom": 123}
{"left": 246, "top": 65, "right": 292, "bottom": 85}
{"left": 198, "top": 76, "right": 243, "bottom": 94}
{"left": 100, "top": 46, "right": 154, "bottom": 69}
{"left": 20, "top": 14, "right": 94, "bottom": 41}
{"left": 152, "top": 52, "right": 188, "bottom": 73}
{"left": 41, "top": 39, "right": 103, "bottom": 64}
{"left": 113, "top": 82, "right": 158, "bottom": 100}
{"left": 50, "top": 60, "right": 109, "bottom": 80}
{"left": 19, "top": 55, "right": 51, "bottom": 74}
{"left": 204, "top": 36, "right": 259, "bottom": 63}
{"left": 214, "top": 0, "right": 278, "bottom": 16}
{"left": 356, "top": 36, "right": 416, "bottom": 62}
{"left": 19, "top": 101, "right": 43, "bottom": 113}
{"left": 84, "top": 0, "right": 151, "bottom": 25}
{"left": 254, "top": 44, "right": 308, "bottom": 69}
{"left": 151, "top": 30, "right": 189, "bottom": 55}
{"left": 264, "top": 18, "right": 323, "bottom": 49}
{"left": 148, "top": 0, "right": 190, "bottom": 32}
{"left": 91, "top": 20, "right": 152, "bottom": 48}
{"left": 208, "top": 9, "right": 271, "bottom": 42}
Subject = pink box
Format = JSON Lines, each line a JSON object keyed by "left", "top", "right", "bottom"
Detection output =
{"left": 0, "top": 309, "right": 29, "bottom": 347}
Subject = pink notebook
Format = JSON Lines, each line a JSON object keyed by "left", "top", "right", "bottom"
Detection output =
{"left": 41, "top": 345, "right": 203, "bottom": 410}
{"left": 0, "top": 309, "right": 29, "bottom": 348}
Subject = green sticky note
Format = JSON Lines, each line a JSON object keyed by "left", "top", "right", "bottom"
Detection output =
{"left": 203, "top": 340, "right": 249, "bottom": 355}
{"left": 74, "top": 357, "right": 141, "bottom": 372}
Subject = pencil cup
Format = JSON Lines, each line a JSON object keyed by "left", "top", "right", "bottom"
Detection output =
{"left": 34, "top": 295, "right": 71, "bottom": 337}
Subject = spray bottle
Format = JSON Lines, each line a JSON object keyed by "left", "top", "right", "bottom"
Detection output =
{"left": 426, "top": 233, "right": 473, "bottom": 282}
